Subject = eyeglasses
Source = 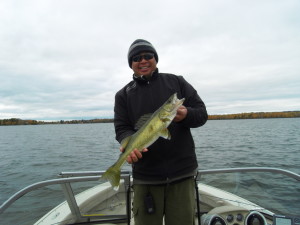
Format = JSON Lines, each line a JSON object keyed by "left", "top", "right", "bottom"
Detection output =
{"left": 132, "top": 53, "right": 154, "bottom": 62}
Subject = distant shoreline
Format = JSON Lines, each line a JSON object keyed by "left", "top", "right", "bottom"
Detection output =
{"left": 0, "top": 111, "right": 299, "bottom": 126}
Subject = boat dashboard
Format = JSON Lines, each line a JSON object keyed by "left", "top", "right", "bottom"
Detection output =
{"left": 201, "top": 206, "right": 269, "bottom": 225}
{"left": 201, "top": 206, "right": 300, "bottom": 225}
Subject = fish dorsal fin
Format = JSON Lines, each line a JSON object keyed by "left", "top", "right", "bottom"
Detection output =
{"left": 134, "top": 113, "right": 152, "bottom": 130}
{"left": 160, "top": 128, "right": 171, "bottom": 140}
{"left": 121, "top": 135, "right": 132, "bottom": 149}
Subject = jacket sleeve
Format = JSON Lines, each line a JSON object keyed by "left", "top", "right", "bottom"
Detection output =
{"left": 177, "top": 76, "right": 208, "bottom": 128}
{"left": 114, "top": 90, "right": 135, "bottom": 144}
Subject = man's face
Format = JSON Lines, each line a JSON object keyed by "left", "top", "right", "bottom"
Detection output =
{"left": 131, "top": 52, "right": 157, "bottom": 77}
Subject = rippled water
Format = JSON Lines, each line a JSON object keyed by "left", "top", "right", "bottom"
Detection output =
{"left": 0, "top": 118, "right": 299, "bottom": 223}
{"left": 193, "top": 118, "right": 300, "bottom": 172}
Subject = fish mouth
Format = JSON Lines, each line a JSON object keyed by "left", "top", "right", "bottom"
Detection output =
{"left": 172, "top": 93, "right": 185, "bottom": 107}
{"left": 166, "top": 98, "right": 185, "bottom": 112}
{"left": 164, "top": 93, "right": 185, "bottom": 112}
{"left": 175, "top": 98, "right": 185, "bottom": 107}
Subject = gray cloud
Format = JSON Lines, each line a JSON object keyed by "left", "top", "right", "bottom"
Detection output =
{"left": 0, "top": 0, "right": 299, "bottom": 120}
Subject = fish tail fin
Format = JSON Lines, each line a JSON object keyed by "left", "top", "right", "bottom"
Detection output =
{"left": 100, "top": 165, "right": 121, "bottom": 190}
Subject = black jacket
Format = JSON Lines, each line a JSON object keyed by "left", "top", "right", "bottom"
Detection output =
{"left": 114, "top": 69, "right": 208, "bottom": 182}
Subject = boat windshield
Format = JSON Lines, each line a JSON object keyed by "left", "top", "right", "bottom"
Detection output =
{"left": 197, "top": 168, "right": 300, "bottom": 217}
{"left": 1, "top": 168, "right": 299, "bottom": 225}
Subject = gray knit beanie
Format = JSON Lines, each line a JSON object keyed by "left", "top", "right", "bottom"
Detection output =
{"left": 127, "top": 39, "right": 158, "bottom": 68}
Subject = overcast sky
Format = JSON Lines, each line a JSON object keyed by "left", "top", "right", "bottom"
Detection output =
{"left": 1, "top": 0, "right": 299, "bottom": 121}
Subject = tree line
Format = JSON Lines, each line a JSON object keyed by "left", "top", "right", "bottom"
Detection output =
{"left": 0, "top": 118, "right": 113, "bottom": 126}
{"left": 0, "top": 111, "right": 299, "bottom": 126}
{"left": 208, "top": 111, "right": 300, "bottom": 120}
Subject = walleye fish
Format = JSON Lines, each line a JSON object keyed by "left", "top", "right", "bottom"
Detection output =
{"left": 101, "top": 93, "right": 185, "bottom": 190}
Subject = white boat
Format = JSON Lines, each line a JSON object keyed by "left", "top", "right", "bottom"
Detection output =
{"left": 1, "top": 167, "right": 299, "bottom": 225}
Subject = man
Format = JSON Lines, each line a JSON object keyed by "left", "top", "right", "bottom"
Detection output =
{"left": 114, "top": 39, "right": 208, "bottom": 225}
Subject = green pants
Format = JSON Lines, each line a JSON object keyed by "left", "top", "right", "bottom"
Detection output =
{"left": 132, "top": 177, "right": 196, "bottom": 225}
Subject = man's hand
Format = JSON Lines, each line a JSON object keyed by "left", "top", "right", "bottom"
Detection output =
{"left": 120, "top": 147, "right": 148, "bottom": 164}
{"left": 173, "top": 105, "right": 187, "bottom": 122}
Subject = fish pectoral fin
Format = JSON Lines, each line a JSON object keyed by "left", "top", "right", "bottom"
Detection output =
{"left": 121, "top": 135, "right": 132, "bottom": 149}
{"left": 160, "top": 128, "right": 171, "bottom": 140}
{"left": 161, "top": 117, "right": 172, "bottom": 123}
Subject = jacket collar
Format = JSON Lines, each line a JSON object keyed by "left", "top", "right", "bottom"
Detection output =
{"left": 133, "top": 68, "right": 159, "bottom": 84}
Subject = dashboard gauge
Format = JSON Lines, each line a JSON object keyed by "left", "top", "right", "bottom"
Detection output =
{"left": 237, "top": 213, "right": 244, "bottom": 222}
{"left": 227, "top": 214, "right": 234, "bottom": 223}
{"left": 246, "top": 211, "right": 267, "bottom": 225}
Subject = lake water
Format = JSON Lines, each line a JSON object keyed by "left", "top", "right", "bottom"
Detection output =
{"left": 0, "top": 118, "right": 299, "bottom": 223}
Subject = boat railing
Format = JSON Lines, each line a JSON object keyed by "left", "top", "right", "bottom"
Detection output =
{"left": 195, "top": 167, "right": 300, "bottom": 181}
{"left": 57, "top": 167, "right": 300, "bottom": 181}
